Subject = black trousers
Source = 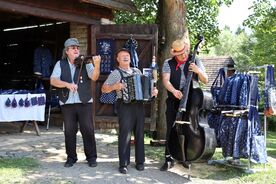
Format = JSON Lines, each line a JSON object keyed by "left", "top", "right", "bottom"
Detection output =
{"left": 117, "top": 100, "right": 145, "bottom": 167}
{"left": 61, "top": 103, "right": 97, "bottom": 162}
{"left": 164, "top": 89, "right": 202, "bottom": 160}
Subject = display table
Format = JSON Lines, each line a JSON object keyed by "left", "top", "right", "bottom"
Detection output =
{"left": 0, "top": 93, "right": 46, "bottom": 135}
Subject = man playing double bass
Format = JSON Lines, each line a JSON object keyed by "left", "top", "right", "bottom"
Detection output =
{"left": 160, "top": 38, "right": 208, "bottom": 171}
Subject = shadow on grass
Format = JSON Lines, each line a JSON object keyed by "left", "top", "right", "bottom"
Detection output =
{"left": 0, "top": 158, "right": 39, "bottom": 169}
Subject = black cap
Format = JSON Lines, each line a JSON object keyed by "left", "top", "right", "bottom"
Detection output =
{"left": 227, "top": 63, "right": 235, "bottom": 71}
{"left": 115, "top": 48, "right": 130, "bottom": 58}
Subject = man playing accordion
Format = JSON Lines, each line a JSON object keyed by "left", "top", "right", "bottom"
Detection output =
{"left": 101, "top": 48, "right": 158, "bottom": 174}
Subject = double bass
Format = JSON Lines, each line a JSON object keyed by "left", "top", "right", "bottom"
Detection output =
{"left": 168, "top": 36, "right": 217, "bottom": 163}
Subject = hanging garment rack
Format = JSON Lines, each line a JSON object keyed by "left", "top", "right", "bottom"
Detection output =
{"left": 208, "top": 65, "right": 271, "bottom": 173}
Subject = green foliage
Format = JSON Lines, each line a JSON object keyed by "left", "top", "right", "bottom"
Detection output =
{"left": 205, "top": 27, "right": 254, "bottom": 69}
{"left": 113, "top": 0, "right": 158, "bottom": 24}
{"left": 243, "top": 0, "right": 276, "bottom": 66}
{"left": 186, "top": 0, "right": 224, "bottom": 49}
{"left": 113, "top": 0, "right": 233, "bottom": 48}
{"left": 145, "top": 145, "right": 164, "bottom": 161}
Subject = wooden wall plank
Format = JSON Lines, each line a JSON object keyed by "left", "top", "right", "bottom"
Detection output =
{"left": 0, "top": 0, "right": 111, "bottom": 24}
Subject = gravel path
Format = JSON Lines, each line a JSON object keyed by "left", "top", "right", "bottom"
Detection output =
{"left": 1, "top": 124, "right": 275, "bottom": 184}
{"left": 0, "top": 124, "right": 192, "bottom": 184}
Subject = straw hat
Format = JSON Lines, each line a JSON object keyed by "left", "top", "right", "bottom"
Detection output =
{"left": 170, "top": 39, "right": 189, "bottom": 56}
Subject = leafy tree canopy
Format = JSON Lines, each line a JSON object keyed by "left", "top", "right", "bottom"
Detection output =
{"left": 205, "top": 26, "right": 253, "bottom": 69}
{"left": 244, "top": 0, "right": 276, "bottom": 66}
{"left": 113, "top": 0, "right": 233, "bottom": 49}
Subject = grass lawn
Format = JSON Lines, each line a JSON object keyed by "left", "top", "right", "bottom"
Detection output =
{"left": 145, "top": 131, "right": 276, "bottom": 184}
{"left": 0, "top": 157, "right": 39, "bottom": 183}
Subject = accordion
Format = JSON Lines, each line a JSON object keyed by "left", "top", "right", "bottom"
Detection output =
{"left": 121, "top": 74, "right": 152, "bottom": 103}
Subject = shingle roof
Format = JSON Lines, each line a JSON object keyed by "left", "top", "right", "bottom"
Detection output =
{"left": 201, "top": 56, "right": 234, "bottom": 89}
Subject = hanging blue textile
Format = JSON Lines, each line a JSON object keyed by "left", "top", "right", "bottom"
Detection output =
{"left": 33, "top": 46, "right": 53, "bottom": 77}
{"left": 224, "top": 75, "right": 235, "bottom": 105}
{"left": 233, "top": 117, "right": 250, "bottom": 159}
{"left": 264, "top": 65, "right": 275, "bottom": 109}
{"left": 249, "top": 106, "right": 267, "bottom": 163}
{"left": 208, "top": 112, "right": 223, "bottom": 147}
{"left": 230, "top": 74, "right": 243, "bottom": 105}
{"left": 96, "top": 38, "right": 115, "bottom": 74}
{"left": 124, "top": 37, "right": 139, "bottom": 68}
{"left": 239, "top": 75, "right": 250, "bottom": 107}
{"left": 219, "top": 116, "right": 239, "bottom": 157}
{"left": 211, "top": 68, "right": 225, "bottom": 106}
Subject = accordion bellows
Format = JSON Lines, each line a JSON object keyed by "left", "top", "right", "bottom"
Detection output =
{"left": 121, "top": 74, "right": 151, "bottom": 103}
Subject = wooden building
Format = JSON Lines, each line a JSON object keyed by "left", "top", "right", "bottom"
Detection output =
{"left": 0, "top": 0, "right": 158, "bottom": 130}
{"left": 201, "top": 56, "right": 235, "bottom": 89}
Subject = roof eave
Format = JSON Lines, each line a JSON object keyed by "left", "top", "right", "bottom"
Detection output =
{"left": 79, "top": 0, "right": 138, "bottom": 13}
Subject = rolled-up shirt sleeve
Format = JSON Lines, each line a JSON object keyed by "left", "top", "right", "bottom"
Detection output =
{"left": 86, "top": 63, "right": 94, "bottom": 79}
{"left": 104, "top": 70, "right": 121, "bottom": 85}
{"left": 162, "top": 59, "right": 171, "bottom": 73}
{"left": 50, "top": 61, "right": 61, "bottom": 79}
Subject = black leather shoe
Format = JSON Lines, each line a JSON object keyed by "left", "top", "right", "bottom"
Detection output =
{"left": 88, "top": 161, "right": 97, "bottom": 167}
{"left": 160, "top": 161, "right": 173, "bottom": 171}
{"left": 119, "top": 166, "right": 128, "bottom": 174}
{"left": 64, "top": 159, "right": 76, "bottom": 168}
{"left": 182, "top": 161, "right": 191, "bottom": 169}
{"left": 136, "top": 163, "right": 144, "bottom": 171}
{"left": 170, "top": 159, "right": 175, "bottom": 167}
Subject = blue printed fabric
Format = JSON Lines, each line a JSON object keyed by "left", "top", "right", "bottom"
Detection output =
{"left": 264, "top": 65, "right": 275, "bottom": 109}
{"left": 100, "top": 91, "right": 117, "bottom": 104}
{"left": 218, "top": 77, "right": 230, "bottom": 105}
{"left": 219, "top": 116, "right": 239, "bottom": 157}
{"left": 211, "top": 68, "right": 225, "bottom": 106}
{"left": 208, "top": 112, "right": 222, "bottom": 147}
{"left": 224, "top": 76, "right": 234, "bottom": 105}
{"left": 215, "top": 74, "right": 252, "bottom": 107}
{"left": 249, "top": 106, "right": 267, "bottom": 163}
{"left": 19, "top": 98, "right": 24, "bottom": 107}
{"left": 96, "top": 39, "right": 114, "bottom": 74}
{"left": 248, "top": 106, "right": 261, "bottom": 136}
{"left": 239, "top": 75, "right": 250, "bottom": 107}
{"left": 250, "top": 75, "right": 260, "bottom": 106}
{"left": 0, "top": 89, "right": 32, "bottom": 95}
{"left": 230, "top": 74, "right": 242, "bottom": 105}
{"left": 5, "top": 98, "right": 11, "bottom": 107}
{"left": 124, "top": 38, "right": 139, "bottom": 68}
{"left": 11, "top": 98, "right": 17, "bottom": 108}
{"left": 233, "top": 117, "right": 250, "bottom": 159}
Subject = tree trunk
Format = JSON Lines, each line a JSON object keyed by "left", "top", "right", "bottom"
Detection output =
{"left": 155, "top": 0, "right": 189, "bottom": 139}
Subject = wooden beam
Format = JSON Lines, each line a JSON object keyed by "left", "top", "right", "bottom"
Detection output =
{"left": 80, "top": 0, "right": 137, "bottom": 13}
{"left": 0, "top": 0, "right": 111, "bottom": 24}
{"left": 95, "top": 33, "right": 154, "bottom": 40}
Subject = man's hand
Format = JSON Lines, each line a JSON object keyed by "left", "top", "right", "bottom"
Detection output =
{"left": 189, "top": 63, "right": 201, "bottom": 74}
{"left": 93, "top": 55, "right": 101, "bottom": 68}
{"left": 66, "top": 83, "right": 78, "bottom": 92}
{"left": 113, "top": 82, "right": 125, "bottom": 91}
{"left": 172, "top": 89, "right": 183, "bottom": 100}
{"left": 189, "top": 63, "right": 208, "bottom": 84}
{"left": 152, "top": 87, "right": 158, "bottom": 97}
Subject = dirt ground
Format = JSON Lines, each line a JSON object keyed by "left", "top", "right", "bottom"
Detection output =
{"left": 0, "top": 123, "right": 274, "bottom": 184}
